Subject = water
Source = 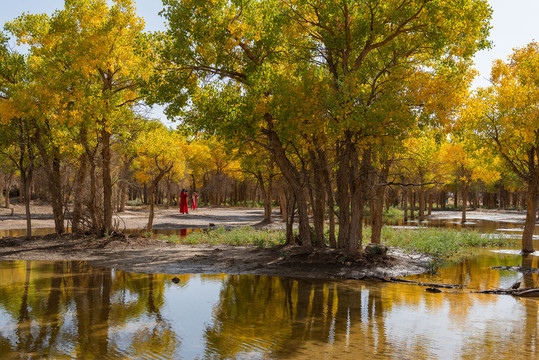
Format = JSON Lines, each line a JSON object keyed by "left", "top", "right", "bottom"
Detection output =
{"left": 1, "top": 213, "right": 539, "bottom": 358}
{"left": 0, "top": 255, "right": 538, "bottom": 359}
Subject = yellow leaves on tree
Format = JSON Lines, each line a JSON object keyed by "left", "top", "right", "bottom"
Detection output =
{"left": 0, "top": 99, "right": 20, "bottom": 124}
{"left": 400, "top": 132, "right": 441, "bottom": 188}
{"left": 133, "top": 125, "right": 186, "bottom": 185}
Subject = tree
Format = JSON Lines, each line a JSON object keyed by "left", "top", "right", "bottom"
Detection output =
{"left": 132, "top": 122, "right": 186, "bottom": 232}
{"left": 283, "top": 0, "right": 492, "bottom": 253}
{"left": 467, "top": 42, "right": 539, "bottom": 252}
{"left": 153, "top": 0, "right": 491, "bottom": 254}
{"left": 7, "top": 0, "right": 154, "bottom": 235}
{"left": 0, "top": 34, "right": 37, "bottom": 238}
{"left": 239, "top": 144, "right": 277, "bottom": 223}
{"left": 439, "top": 138, "right": 500, "bottom": 223}
{"left": 153, "top": 0, "right": 316, "bottom": 247}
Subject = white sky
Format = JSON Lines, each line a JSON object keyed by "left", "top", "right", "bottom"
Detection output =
{"left": 1, "top": 0, "right": 539, "bottom": 118}
{"left": 473, "top": 0, "right": 539, "bottom": 87}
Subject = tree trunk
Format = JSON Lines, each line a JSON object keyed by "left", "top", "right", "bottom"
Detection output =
{"left": 309, "top": 150, "right": 325, "bottom": 248}
{"left": 118, "top": 157, "right": 133, "bottom": 213}
{"left": 101, "top": 128, "right": 113, "bottom": 235}
{"left": 318, "top": 148, "right": 336, "bottom": 248}
{"left": 251, "top": 185, "right": 257, "bottom": 207}
{"left": 418, "top": 185, "right": 425, "bottom": 221}
{"left": 285, "top": 192, "right": 296, "bottom": 245}
{"left": 86, "top": 153, "right": 100, "bottom": 234}
{"left": 4, "top": 174, "right": 12, "bottom": 209}
{"left": 34, "top": 123, "right": 65, "bottom": 234}
{"left": 461, "top": 183, "right": 469, "bottom": 223}
{"left": 370, "top": 160, "right": 390, "bottom": 244}
{"left": 191, "top": 174, "right": 197, "bottom": 192}
{"left": 72, "top": 154, "right": 88, "bottom": 233}
{"left": 146, "top": 171, "right": 168, "bottom": 232}
{"left": 146, "top": 185, "right": 156, "bottom": 233}
{"left": 522, "top": 179, "right": 538, "bottom": 253}
{"left": 22, "top": 172, "right": 32, "bottom": 239}
{"left": 166, "top": 177, "right": 172, "bottom": 209}
{"left": 348, "top": 145, "right": 368, "bottom": 253}
{"left": 118, "top": 179, "right": 127, "bottom": 212}
{"left": 370, "top": 188, "right": 385, "bottom": 244}
{"left": 278, "top": 184, "right": 287, "bottom": 222}
{"left": 50, "top": 154, "right": 64, "bottom": 234}
{"left": 441, "top": 191, "right": 446, "bottom": 210}
{"left": 256, "top": 170, "right": 273, "bottom": 223}
{"left": 15, "top": 118, "right": 35, "bottom": 239}
{"left": 335, "top": 141, "right": 351, "bottom": 250}
{"left": 410, "top": 189, "right": 415, "bottom": 220}
{"left": 403, "top": 187, "right": 408, "bottom": 222}
{"left": 18, "top": 178, "right": 23, "bottom": 204}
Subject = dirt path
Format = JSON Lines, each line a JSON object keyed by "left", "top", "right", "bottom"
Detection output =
{"left": 0, "top": 203, "right": 282, "bottom": 232}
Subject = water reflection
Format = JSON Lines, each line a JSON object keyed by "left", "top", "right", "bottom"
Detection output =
{"left": 0, "top": 259, "right": 539, "bottom": 359}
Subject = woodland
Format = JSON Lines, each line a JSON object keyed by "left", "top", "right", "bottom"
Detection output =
{"left": 1, "top": 0, "right": 538, "bottom": 256}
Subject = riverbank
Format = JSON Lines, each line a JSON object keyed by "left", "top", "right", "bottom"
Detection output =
{"left": 0, "top": 203, "right": 526, "bottom": 279}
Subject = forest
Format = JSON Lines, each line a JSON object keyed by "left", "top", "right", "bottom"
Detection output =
{"left": 1, "top": 0, "right": 538, "bottom": 255}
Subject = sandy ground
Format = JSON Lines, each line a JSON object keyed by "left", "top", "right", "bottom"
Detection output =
{"left": 0, "top": 203, "right": 281, "bottom": 231}
{"left": 0, "top": 202, "right": 486, "bottom": 279}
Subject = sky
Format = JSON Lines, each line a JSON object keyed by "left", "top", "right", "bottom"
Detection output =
{"left": 473, "top": 0, "right": 539, "bottom": 87}
{"left": 2, "top": 0, "right": 539, "bottom": 121}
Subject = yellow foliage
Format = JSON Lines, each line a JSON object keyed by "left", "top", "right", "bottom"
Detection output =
{"left": 133, "top": 126, "right": 187, "bottom": 184}
{"left": 0, "top": 99, "right": 21, "bottom": 123}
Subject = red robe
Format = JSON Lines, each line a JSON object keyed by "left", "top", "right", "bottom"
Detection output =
{"left": 180, "top": 192, "right": 189, "bottom": 214}
{"left": 191, "top": 193, "right": 198, "bottom": 210}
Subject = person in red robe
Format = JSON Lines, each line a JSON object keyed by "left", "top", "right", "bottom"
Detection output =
{"left": 191, "top": 191, "right": 198, "bottom": 210}
{"left": 180, "top": 189, "right": 189, "bottom": 214}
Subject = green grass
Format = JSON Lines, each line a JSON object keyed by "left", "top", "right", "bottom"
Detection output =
{"left": 160, "top": 226, "right": 286, "bottom": 248}
{"left": 382, "top": 206, "right": 405, "bottom": 219}
{"left": 362, "top": 206, "right": 420, "bottom": 220}
{"left": 380, "top": 226, "right": 518, "bottom": 259}
{"left": 159, "top": 224, "right": 519, "bottom": 271}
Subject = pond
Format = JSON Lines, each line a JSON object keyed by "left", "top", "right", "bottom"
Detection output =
{"left": 0, "top": 252, "right": 538, "bottom": 359}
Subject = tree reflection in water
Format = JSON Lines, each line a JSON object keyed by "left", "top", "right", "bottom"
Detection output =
{"left": 0, "top": 261, "right": 180, "bottom": 359}
{"left": 202, "top": 275, "right": 392, "bottom": 358}
{"left": 0, "top": 258, "right": 538, "bottom": 359}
